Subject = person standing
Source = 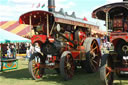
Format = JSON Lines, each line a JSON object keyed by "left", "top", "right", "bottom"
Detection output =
{"left": 7, "top": 46, "right": 11, "bottom": 58}
{"left": 11, "top": 45, "right": 17, "bottom": 59}
{"left": 26, "top": 43, "right": 30, "bottom": 60}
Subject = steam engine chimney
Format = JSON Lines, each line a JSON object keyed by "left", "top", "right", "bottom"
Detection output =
{"left": 48, "top": 0, "right": 55, "bottom": 12}
{"left": 123, "top": 0, "right": 128, "bottom": 1}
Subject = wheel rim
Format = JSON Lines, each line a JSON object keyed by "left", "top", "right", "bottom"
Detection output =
{"left": 32, "top": 56, "right": 42, "bottom": 79}
{"left": 90, "top": 40, "right": 101, "bottom": 70}
{"left": 64, "top": 54, "right": 74, "bottom": 78}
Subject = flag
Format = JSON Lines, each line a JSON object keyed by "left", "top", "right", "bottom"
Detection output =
{"left": 41, "top": 4, "right": 45, "bottom": 8}
{"left": 36, "top": 3, "right": 40, "bottom": 8}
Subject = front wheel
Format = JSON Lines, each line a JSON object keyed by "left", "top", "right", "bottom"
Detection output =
{"left": 60, "top": 51, "right": 75, "bottom": 80}
{"left": 28, "top": 53, "right": 45, "bottom": 80}
{"left": 100, "top": 54, "right": 114, "bottom": 85}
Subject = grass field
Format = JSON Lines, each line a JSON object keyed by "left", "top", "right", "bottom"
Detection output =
{"left": 0, "top": 58, "right": 128, "bottom": 85}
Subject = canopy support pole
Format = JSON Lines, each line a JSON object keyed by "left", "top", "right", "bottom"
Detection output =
{"left": 47, "top": 14, "right": 49, "bottom": 37}
{"left": 106, "top": 12, "right": 109, "bottom": 35}
{"left": 29, "top": 16, "right": 32, "bottom": 37}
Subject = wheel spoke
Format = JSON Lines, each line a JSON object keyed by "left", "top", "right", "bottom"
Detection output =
{"left": 66, "top": 55, "right": 74, "bottom": 78}
{"left": 33, "top": 68, "right": 36, "bottom": 74}
{"left": 92, "top": 59, "right": 98, "bottom": 65}
{"left": 91, "top": 61, "right": 96, "bottom": 70}
{"left": 35, "top": 69, "right": 39, "bottom": 77}
{"left": 106, "top": 72, "right": 110, "bottom": 78}
{"left": 105, "top": 66, "right": 112, "bottom": 77}
{"left": 91, "top": 41, "right": 96, "bottom": 48}
{"left": 33, "top": 66, "right": 38, "bottom": 71}
{"left": 91, "top": 46, "right": 98, "bottom": 53}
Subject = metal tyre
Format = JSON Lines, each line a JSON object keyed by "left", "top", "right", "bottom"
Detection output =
{"left": 60, "top": 51, "right": 75, "bottom": 80}
{"left": 28, "top": 53, "right": 45, "bottom": 80}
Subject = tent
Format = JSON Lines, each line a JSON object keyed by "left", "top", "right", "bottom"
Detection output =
{"left": 0, "top": 28, "right": 31, "bottom": 71}
{"left": 0, "top": 28, "right": 31, "bottom": 43}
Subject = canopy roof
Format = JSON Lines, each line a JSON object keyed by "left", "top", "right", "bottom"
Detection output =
{"left": 0, "top": 28, "right": 31, "bottom": 43}
{"left": 19, "top": 10, "right": 99, "bottom": 29}
{"left": 92, "top": 2, "right": 128, "bottom": 20}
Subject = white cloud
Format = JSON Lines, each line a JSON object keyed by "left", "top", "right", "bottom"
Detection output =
{"left": 0, "top": 0, "right": 76, "bottom": 21}
{"left": 9, "top": 0, "right": 47, "bottom": 4}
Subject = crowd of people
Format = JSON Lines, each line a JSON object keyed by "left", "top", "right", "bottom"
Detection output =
{"left": 26, "top": 43, "right": 41, "bottom": 60}
{"left": 1, "top": 42, "right": 41, "bottom": 60}
{"left": 97, "top": 35, "right": 112, "bottom": 55}
{"left": 3, "top": 35, "right": 111, "bottom": 59}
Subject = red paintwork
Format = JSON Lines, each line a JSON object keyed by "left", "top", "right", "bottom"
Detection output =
{"left": 31, "top": 35, "right": 47, "bottom": 44}
{"left": 78, "top": 31, "right": 86, "bottom": 45}
{"left": 71, "top": 46, "right": 85, "bottom": 59}
{"left": 64, "top": 32, "right": 73, "bottom": 40}
{"left": 71, "top": 51, "right": 80, "bottom": 59}
{"left": 110, "top": 32, "right": 128, "bottom": 47}
{"left": 117, "top": 68, "right": 128, "bottom": 71}
{"left": 79, "top": 31, "right": 86, "bottom": 41}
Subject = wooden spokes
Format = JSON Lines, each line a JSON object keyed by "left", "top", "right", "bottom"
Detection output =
{"left": 28, "top": 53, "right": 45, "bottom": 80}
{"left": 64, "top": 54, "right": 74, "bottom": 78}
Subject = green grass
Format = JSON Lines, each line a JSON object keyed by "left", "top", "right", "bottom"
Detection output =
{"left": 0, "top": 59, "right": 127, "bottom": 85}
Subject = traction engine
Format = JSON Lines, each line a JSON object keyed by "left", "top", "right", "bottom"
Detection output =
{"left": 19, "top": 0, "right": 101, "bottom": 80}
{"left": 92, "top": 1, "right": 128, "bottom": 85}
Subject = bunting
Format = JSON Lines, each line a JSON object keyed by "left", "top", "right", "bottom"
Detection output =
{"left": 41, "top": 4, "right": 45, "bottom": 8}
{"left": 36, "top": 3, "right": 40, "bottom": 8}
{"left": 32, "top": 3, "right": 45, "bottom": 8}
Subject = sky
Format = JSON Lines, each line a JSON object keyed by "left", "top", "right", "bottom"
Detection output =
{"left": 0, "top": 0, "right": 123, "bottom": 31}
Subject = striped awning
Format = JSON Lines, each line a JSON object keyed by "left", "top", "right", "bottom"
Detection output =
{"left": 0, "top": 21, "right": 32, "bottom": 37}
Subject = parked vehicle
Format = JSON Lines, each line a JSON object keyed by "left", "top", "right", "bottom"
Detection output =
{"left": 92, "top": 1, "right": 128, "bottom": 85}
{"left": 19, "top": 0, "right": 101, "bottom": 80}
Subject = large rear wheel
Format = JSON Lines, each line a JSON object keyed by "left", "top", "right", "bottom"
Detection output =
{"left": 83, "top": 37, "right": 101, "bottom": 72}
{"left": 60, "top": 51, "right": 75, "bottom": 80}
{"left": 28, "top": 53, "right": 45, "bottom": 80}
